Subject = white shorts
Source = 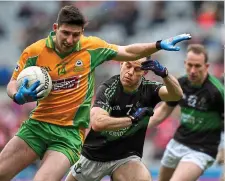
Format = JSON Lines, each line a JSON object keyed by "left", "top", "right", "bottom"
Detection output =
{"left": 161, "top": 139, "right": 215, "bottom": 170}
{"left": 70, "top": 155, "right": 141, "bottom": 181}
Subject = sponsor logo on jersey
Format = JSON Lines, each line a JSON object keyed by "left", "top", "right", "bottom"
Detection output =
{"left": 112, "top": 105, "right": 121, "bottom": 110}
{"left": 74, "top": 60, "right": 84, "bottom": 72}
{"left": 41, "top": 66, "right": 52, "bottom": 72}
{"left": 52, "top": 76, "right": 81, "bottom": 91}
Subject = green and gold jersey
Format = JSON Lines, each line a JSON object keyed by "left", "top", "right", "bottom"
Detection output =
{"left": 12, "top": 32, "right": 118, "bottom": 127}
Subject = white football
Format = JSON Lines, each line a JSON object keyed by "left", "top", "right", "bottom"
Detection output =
{"left": 17, "top": 66, "right": 52, "bottom": 100}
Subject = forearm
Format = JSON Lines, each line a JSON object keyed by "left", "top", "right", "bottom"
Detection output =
{"left": 148, "top": 103, "right": 174, "bottom": 129}
{"left": 7, "top": 79, "right": 18, "bottom": 99}
{"left": 163, "top": 74, "right": 183, "bottom": 101}
{"left": 91, "top": 115, "right": 132, "bottom": 131}
{"left": 124, "top": 43, "right": 158, "bottom": 60}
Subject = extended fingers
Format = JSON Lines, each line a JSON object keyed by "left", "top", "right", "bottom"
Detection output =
{"left": 29, "top": 80, "right": 40, "bottom": 91}
{"left": 173, "top": 33, "right": 192, "bottom": 44}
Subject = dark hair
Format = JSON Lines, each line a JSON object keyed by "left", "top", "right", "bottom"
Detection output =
{"left": 57, "top": 5, "right": 86, "bottom": 27}
{"left": 187, "top": 44, "right": 208, "bottom": 63}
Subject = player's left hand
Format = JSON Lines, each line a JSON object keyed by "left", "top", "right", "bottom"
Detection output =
{"left": 158, "top": 33, "right": 191, "bottom": 51}
{"left": 141, "top": 59, "right": 168, "bottom": 78}
{"left": 129, "top": 107, "right": 154, "bottom": 124}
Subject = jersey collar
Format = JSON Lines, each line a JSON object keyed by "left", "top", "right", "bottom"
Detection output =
{"left": 45, "top": 31, "right": 81, "bottom": 57}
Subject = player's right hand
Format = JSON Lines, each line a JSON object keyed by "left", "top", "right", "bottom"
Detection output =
{"left": 129, "top": 107, "right": 154, "bottom": 124}
{"left": 13, "top": 78, "right": 43, "bottom": 105}
{"left": 158, "top": 33, "right": 191, "bottom": 51}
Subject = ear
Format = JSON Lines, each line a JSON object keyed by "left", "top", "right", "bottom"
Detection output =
{"left": 53, "top": 23, "right": 58, "bottom": 32}
{"left": 205, "top": 63, "right": 210, "bottom": 69}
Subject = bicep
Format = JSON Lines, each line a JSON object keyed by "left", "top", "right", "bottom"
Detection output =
{"left": 158, "top": 86, "right": 172, "bottom": 101}
{"left": 114, "top": 46, "right": 133, "bottom": 61}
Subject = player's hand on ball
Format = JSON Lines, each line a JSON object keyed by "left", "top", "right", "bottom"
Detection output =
{"left": 141, "top": 59, "right": 168, "bottom": 78}
{"left": 14, "top": 78, "right": 44, "bottom": 105}
{"left": 129, "top": 107, "right": 154, "bottom": 124}
{"left": 158, "top": 33, "right": 191, "bottom": 51}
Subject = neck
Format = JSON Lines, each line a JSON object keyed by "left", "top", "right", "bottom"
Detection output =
{"left": 53, "top": 37, "right": 63, "bottom": 54}
{"left": 191, "top": 73, "right": 208, "bottom": 86}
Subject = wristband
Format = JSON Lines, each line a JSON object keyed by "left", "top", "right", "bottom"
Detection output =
{"left": 12, "top": 93, "right": 19, "bottom": 104}
{"left": 156, "top": 40, "right": 162, "bottom": 50}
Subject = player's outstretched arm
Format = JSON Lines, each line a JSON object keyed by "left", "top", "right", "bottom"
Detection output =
{"left": 148, "top": 102, "right": 175, "bottom": 129}
{"left": 114, "top": 34, "right": 191, "bottom": 61}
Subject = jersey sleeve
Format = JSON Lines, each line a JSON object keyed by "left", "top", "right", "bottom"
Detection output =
{"left": 215, "top": 86, "right": 224, "bottom": 121}
{"left": 87, "top": 36, "right": 119, "bottom": 70}
{"left": 11, "top": 49, "right": 30, "bottom": 80}
{"left": 92, "top": 84, "right": 113, "bottom": 113}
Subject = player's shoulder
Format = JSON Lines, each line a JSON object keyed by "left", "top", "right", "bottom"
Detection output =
{"left": 177, "top": 75, "right": 188, "bottom": 85}
{"left": 141, "top": 77, "right": 163, "bottom": 87}
{"left": 206, "top": 74, "right": 224, "bottom": 97}
{"left": 24, "top": 38, "right": 46, "bottom": 56}
{"left": 96, "top": 75, "right": 120, "bottom": 98}
{"left": 101, "top": 75, "right": 120, "bottom": 88}
{"left": 80, "top": 35, "right": 109, "bottom": 50}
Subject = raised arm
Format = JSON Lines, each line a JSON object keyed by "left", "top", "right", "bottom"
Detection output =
{"left": 114, "top": 34, "right": 191, "bottom": 61}
{"left": 141, "top": 59, "right": 183, "bottom": 102}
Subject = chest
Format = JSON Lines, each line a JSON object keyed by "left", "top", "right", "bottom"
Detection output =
{"left": 180, "top": 88, "right": 214, "bottom": 111}
{"left": 36, "top": 49, "right": 91, "bottom": 80}
{"left": 110, "top": 91, "right": 147, "bottom": 117}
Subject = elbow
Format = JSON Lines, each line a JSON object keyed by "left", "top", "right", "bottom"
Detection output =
{"left": 91, "top": 120, "right": 104, "bottom": 132}
{"left": 173, "top": 91, "right": 183, "bottom": 101}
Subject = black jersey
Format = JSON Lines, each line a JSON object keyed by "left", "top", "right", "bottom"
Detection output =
{"left": 82, "top": 75, "right": 163, "bottom": 161}
{"left": 167, "top": 74, "right": 224, "bottom": 158}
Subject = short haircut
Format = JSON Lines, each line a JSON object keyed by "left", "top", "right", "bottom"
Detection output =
{"left": 57, "top": 5, "right": 86, "bottom": 28}
{"left": 187, "top": 44, "right": 208, "bottom": 63}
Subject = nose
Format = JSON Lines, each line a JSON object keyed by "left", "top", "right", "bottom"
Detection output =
{"left": 190, "top": 67, "right": 196, "bottom": 74}
{"left": 128, "top": 67, "right": 134, "bottom": 75}
{"left": 66, "top": 35, "right": 73, "bottom": 45}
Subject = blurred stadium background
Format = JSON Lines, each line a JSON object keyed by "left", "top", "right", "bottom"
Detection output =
{"left": 0, "top": 1, "right": 223, "bottom": 181}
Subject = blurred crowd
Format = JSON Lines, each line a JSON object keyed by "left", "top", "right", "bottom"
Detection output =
{"left": 0, "top": 1, "right": 224, "bottom": 170}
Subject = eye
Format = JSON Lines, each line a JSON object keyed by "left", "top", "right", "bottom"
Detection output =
{"left": 72, "top": 33, "right": 81, "bottom": 38}
{"left": 63, "top": 31, "right": 69, "bottom": 36}
{"left": 126, "top": 64, "right": 132, "bottom": 68}
{"left": 135, "top": 68, "right": 141, "bottom": 72}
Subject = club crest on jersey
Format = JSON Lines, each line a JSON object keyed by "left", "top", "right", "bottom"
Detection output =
{"left": 15, "top": 64, "right": 20, "bottom": 72}
{"left": 74, "top": 60, "right": 84, "bottom": 72}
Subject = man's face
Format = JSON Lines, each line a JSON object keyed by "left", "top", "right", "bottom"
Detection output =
{"left": 120, "top": 58, "right": 146, "bottom": 90}
{"left": 185, "top": 51, "right": 209, "bottom": 85}
{"left": 53, "top": 23, "right": 83, "bottom": 53}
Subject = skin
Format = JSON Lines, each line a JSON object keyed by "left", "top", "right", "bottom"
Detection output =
{"left": 184, "top": 50, "right": 209, "bottom": 86}
{"left": 120, "top": 58, "right": 147, "bottom": 92}
{"left": 53, "top": 23, "right": 84, "bottom": 54}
